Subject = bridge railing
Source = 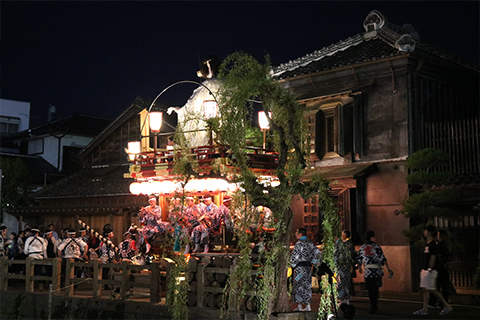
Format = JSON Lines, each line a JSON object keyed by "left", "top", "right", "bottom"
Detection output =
{"left": 0, "top": 256, "right": 172, "bottom": 303}
{"left": 1, "top": 253, "right": 263, "bottom": 310}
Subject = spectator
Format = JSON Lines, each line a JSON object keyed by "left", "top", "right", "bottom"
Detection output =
{"left": 0, "top": 226, "right": 7, "bottom": 257}
{"left": 43, "top": 223, "right": 59, "bottom": 240}
{"left": 413, "top": 226, "right": 452, "bottom": 316}
{"left": 357, "top": 230, "right": 393, "bottom": 314}
{"left": 334, "top": 230, "right": 356, "bottom": 305}
{"left": 290, "top": 227, "right": 321, "bottom": 312}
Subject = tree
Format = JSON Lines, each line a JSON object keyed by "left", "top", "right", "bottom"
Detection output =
{"left": 0, "top": 157, "right": 31, "bottom": 214}
{"left": 170, "top": 52, "right": 340, "bottom": 319}
{"left": 401, "top": 148, "right": 461, "bottom": 245}
{"left": 214, "top": 52, "right": 339, "bottom": 318}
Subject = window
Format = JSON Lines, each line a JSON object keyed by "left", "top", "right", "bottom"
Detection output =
{"left": 309, "top": 101, "right": 353, "bottom": 160}
{"left": 0, "top": 117, "right": 20, "bottom": 134}
{"left": 28, "top": 139, "right": 44, "bottom": 155}
{"left": 316, "top": 103, "right": 340, "bottom": 158}
{"left": 302, "top": 196, "right": 319, "bottom": 241}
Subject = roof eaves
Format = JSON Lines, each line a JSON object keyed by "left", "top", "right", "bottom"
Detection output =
{"left": 80, "top": 97, "right": 145, "bottom": 156}
{"left": 271, "top": 34, "right": 364, "bottom": 77}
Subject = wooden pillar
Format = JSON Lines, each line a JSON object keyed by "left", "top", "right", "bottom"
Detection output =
{"left": 150, "top": 263, "right": 160, "bottom": 304}
{"left": 25, "top": 257, "right": 34, "bottom": 292}
{"left": 120, "top": 260, "right": 130, "bottom": 301}
{"left": 51, "top": 258, "right": 62, "bottom": 291}
{"left": 92, "top": 259, "right": 101, "bottom": 298}
{"left": 0, "top": 256, "right": 8, "bottom": 291}
{"left": 65, "top": 259, "right": 74, "bottom": 296}
{"left": 196, "top": 256, "right": 210, "bottom": 307}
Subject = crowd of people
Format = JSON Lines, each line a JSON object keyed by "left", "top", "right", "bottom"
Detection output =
{"left": 0, "top": 192, "right": 276, "bottom": 271}
{"left": 137, "top": 193, "right": 275, "bottom": 255}
{"left": 1, "top": 213, "right": 453, "bottom": 316}
{"left": 290, "top": 225, "right": 452, "bottom": 317}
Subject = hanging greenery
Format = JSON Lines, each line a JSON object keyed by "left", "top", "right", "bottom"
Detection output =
{"left": 166, "top": 253, "right": 189, "bottom": 320}
{"left": 216, "top": 52, "right": 341, "bottom": 318}
{"left": 168, "top": 51, "right": 341, "bottom": 319}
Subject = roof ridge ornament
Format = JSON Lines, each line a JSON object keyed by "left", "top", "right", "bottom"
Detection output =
{"left": 363, "top": 10, "right": 386, "bottom": 40}
{"left": 395, "top": 34, "right": 416, "bottom": 52}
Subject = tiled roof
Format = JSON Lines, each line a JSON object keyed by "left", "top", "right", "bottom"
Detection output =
{"left": 273, "top": 35, "right": 403, "bottom": 79}
{"left": 10, "top": 114, "right": 113, "bottom": 139}
{"left": 34, "top": 164, "right": 133, "bottom": 199}
{"left": 272, "top": 10, "right": 479, "bottom": 80}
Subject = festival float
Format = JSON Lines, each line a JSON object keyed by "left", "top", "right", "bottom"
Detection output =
{"left": 122, "top": 71, "right": 280, "bottom": 259}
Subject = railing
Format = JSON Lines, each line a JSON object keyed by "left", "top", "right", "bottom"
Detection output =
{"left": 0, "top": 256, "right": 170, "bottom": 303}
{"left": 0, "top": 253, "right": 261, "bottom": 310}
{"left": 126, "top": 145, "right": 279, "bottom": 179}
{"left": 449, "top": 262, "right": 479, "bottom": 291}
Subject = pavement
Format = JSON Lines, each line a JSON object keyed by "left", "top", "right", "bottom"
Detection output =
{"left": 279, "top": 292, "right": 480, "bottom": 320}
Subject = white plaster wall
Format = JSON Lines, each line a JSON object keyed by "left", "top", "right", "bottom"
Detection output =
{"left": 28, "top": 134, "right": 93, "bottom": 170}
{"left": 0, "top": 98, "right": 31, "bottom": 131}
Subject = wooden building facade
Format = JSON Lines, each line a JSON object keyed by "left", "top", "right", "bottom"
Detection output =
{"left": 275, "top": 10, "right": 479, "bottom": 293}
{"left": 9, "top": 10, "right": 479, "bottom": 293}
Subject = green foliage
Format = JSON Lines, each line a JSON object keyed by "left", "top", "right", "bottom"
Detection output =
{"left": 0, "top": 157, "right": 31, "bottom": 210}
{"left": 166, "top": 255, "right": 189, "bottom": 320}
{"left": 406, "top": 171, "right": 454, "bottom": 189}
{"left": 402, "top": 148, "right": 462, "bottom": 242}
{"left": 405, "top": 148, "right": 451, "bottom": 171}
{"left": 169, "top": 52, "right": 340, "bottom": 318}
{"left": 402, "top": 189, "right": 462, "bottom": 220}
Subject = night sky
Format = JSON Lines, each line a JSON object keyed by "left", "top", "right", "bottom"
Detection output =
{"left": 2, "top": 1, "right": 479, "bottom": 127}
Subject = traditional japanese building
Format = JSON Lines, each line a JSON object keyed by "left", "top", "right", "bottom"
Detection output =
{"left": 8, "top": 10, "right": 479, "bottom": 294}
{"left": 276, "top": 10, "right": 479, "bottom": 293}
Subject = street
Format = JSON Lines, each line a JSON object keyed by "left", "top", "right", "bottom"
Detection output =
{"left": 294, "top": 294, "right": 480, "bottom": 320}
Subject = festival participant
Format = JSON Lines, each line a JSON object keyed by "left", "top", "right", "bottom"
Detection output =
{"left": 256, "top": 206, "right": 276, "bottom": 239}
{"left": 290, "top": 227, "right": 321, "bottom": 312}
{"left": 334, "top": 230, "right": 356, "bottom": 305}
{"left": 24, "top": 228, "right": 48, "bottom": 288}
{"left": 119, "top": 230, "right": 139, "bottom": 262}
{"left": 219, "top": 196, "right": 233, "bottom": 231}
{"left": 57, "top": 229, "right": 88, "bottom": 260}
{"left": 98, "top": 228, "right": 117, "bottom": 263}
{"left": 44, "top": 229, "right": 58, "bottom": 258}
{"left": 24, "top": 228, "right": 47, "bottom": 260}
{"left": 182, "top": 196, "right": 200, "bottom": 254}
{"left": 168, "top": 197, "right": 184, "bottom": 227}
{"left": 43, "top": 223, "right": 59, "bottom": 241}
{"left": 43, "top": 229, "right": 58, "bottom": 278}
{"left": 191, "top": 194, "right": 219, "bottom": 253}
{"left": 79, "top": 227, "right": 89, "bottom": 243}
{"left": 184, "top": 197, "right": 200, "bottom": 232}
{"left": 0, "top": 226, "right": 7, "bottom": 257}
{"left": 357, "top": 230, "right": 394, "bottom": 314}
{"left": 97, "top": 227, "right": 117, "bottom": 288}
{"left": 138, "top": 195, "right": 172, "bottom": 248}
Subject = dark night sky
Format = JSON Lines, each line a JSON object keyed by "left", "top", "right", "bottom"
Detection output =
{"left": 2, "top": 1, "right": 479, "bottom": 127}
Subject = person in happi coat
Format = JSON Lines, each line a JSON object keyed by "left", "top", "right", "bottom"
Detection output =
{"left": 357, "top": 230, "right": 393, "bottom": 314}
{"left": 182, "top": 196, "right": 200, "bottom": 254}
{"left": 24, "top": 228, "right": 48, "bottom": 280}
{"left": 290, "top": 227, "right": 321, "bottom": 312}
{"left": 119, "top": 230, "right": 139, "bottom": 262}
{"left": 191, "top": 195, "right": 219, "bottom": 253}
{"left": 138, "top": 195, "right": 171, "bottom": 246}
{"left": 97, "top": 227, "right": 118, "bottom": 288}
{"left": 57, "top": 229, "right": 88, "bottom": 280}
